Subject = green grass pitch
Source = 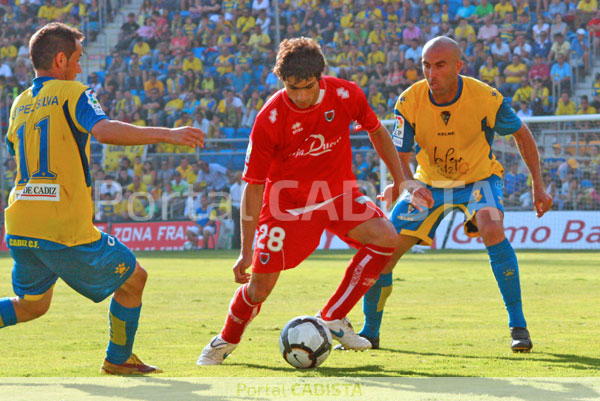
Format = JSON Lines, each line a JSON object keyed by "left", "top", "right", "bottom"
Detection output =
{"left": 0, "top": 250, "right": 598, "bottom": 377}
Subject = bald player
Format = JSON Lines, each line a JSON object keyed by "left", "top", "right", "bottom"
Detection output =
{"left": 353, "top": 36, "right": 553, "bottom": 352}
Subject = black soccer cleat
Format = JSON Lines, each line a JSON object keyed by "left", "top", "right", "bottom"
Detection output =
{"left": 334, "top": 334, "right": 379, "bottom": 350}
{"left": 510, "top": 327, "right": 533, "bottom": 353}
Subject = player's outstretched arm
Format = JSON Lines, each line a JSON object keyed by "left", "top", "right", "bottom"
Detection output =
{"left": 232, "top": 183, "right": 264, "bottom": 284}
{"left": 512, "top": 123, "right": 553, "bottom": 217}
{"left": 91, "top": 119, "right": 204, "bottom": 148}
{"left": 368, "top": 124, "right": 404, "bottom": 204}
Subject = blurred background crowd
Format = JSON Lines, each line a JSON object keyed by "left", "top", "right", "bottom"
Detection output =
{"left": 0, "top": 0, "right": 599, "bottom": 234}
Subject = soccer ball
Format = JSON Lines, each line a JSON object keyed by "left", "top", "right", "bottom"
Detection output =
{"left": 183, "top": 241, "right": 194, "bottom": 250}
{"left": 279, "top": 316, "right": 332, "bottom": 369}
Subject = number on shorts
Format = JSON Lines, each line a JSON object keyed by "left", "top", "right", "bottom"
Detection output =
{"left": 256, "top": 224, "right": 285, "bottom": 252}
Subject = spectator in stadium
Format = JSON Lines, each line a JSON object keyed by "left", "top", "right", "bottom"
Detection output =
{"left": 517, "top": 100, "right": 533, "bottom": 117}
{"left": 512, "top": 34, "right": 532, "bottom": 66}
{"left": 478, "top": 15, "right": 499, "bottom": 43}
{"left": 454, "top": 18, "right": 476, "bottom": 43}
{"left": 587, "top": 10, "right": 600, "bottom": 56}
{"left": 531, "top": 30, "right": 552, "bottom": 59}
{"left": 532, "top": 14, "right": 550, "bottom": 43}
{"left": 555, "top": 91, "right": 577, "bottom": 115}
{"left": 196, "top": 160, "right": 228, "bottom": 192}
{"left": 550, "top": 13, "right": 568, "bottom": 40}
{"left": 360, "top": 36, "right": 552, "bottom": 354}
{"left": 576, "top": 0, "right": 598, "bottom": 28}
{"left": 116, "top": 12, "right": 139, "bottom": 51}
{"left": 575, "top": 95, "right": 597, "bottom": 131}
{"left": 550, "top": 53, "right": 572, "bottom": 94}
{"left": 513, "top": 76, "right": 534, "bottom": 106}
{"left": 490, "top": 35, "right": 511, "bottom": 70}
{"left": 531, "top": 77, "right": 551, "bottom": 115}
{"left": 0, "top": 22, "right": 204, "bottom": 375}
{"left": 479, "top": 54, "right": 500, "bottom": 86}
{"left": 494, "top": 0, "right": 514, "bottom": 21}
{"left": 549, "top": 32, "right": 571, "bottom": 62}
{"left": 548, "top": 0, "right": 568, "bottom": 20}
{"left": 501, "top": 54, "right": 528, "bottom": 96}
{"left": 528, "top": 54, "right": 550, "bottom": 85}
{"left": 156, "top": 159, "right": 175, "bottom": 183}
{"left": 475, "top": 0, "right": 495, "bottom": 23}
{"left": 504, "top": 163, "right": 528, "bottom": 205}
{"left": 571, "top": 28, "right": 590, "bottom": 76}
{"left": 456, "top": 0, "right": 477, "bottom": 23}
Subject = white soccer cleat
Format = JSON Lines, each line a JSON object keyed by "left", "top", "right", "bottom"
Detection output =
{"left": 197, "top": 335, "right": 238, "bottom": 365}
{"left": 316, "top": 311, "right": 372, "bottom": 351}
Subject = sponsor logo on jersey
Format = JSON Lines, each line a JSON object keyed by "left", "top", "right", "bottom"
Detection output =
{"left": 324, "top": 110, "right": 335, "bottom": 122}
{"left": 269, "top": 109, "right": 277, "bottom": 123}
{"left": 291, "top": 122, "right": 303, "bottom": 135}
{"left": 85, "top": 89, "right": 105, "bottom": 116}
{"left": 440, "top": 111, "right": 451, "bottom": 126}
{"left": 392, "top": 114, "right": 405, "bottom": 147}
{"left": 336, "top": 87, "right": 349, "bottom": 99}
{"left": 15, "top": 183, "right": 60, "bottom": 201}
{"left": 289, "top": 134, "right": 342, "bottom": 158}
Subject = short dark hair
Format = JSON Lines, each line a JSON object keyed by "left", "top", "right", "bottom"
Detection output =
{"left": 29, "top": 22, "right": 84, "bottom": 70}
{"left": 272, "top": 37, "right": 326, "bottom": 81}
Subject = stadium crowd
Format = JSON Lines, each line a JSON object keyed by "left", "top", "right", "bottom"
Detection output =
{"left": 0, "top": 0, "right": 599, "bottom": 233}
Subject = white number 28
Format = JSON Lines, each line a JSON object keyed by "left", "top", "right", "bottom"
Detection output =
{"left": 256, "top": 224, "right": 286, "bottom": 252}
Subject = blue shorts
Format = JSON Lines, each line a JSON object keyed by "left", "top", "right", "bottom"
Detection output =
{"left": 390, "top": 175, "right": 505, "bottom": 246}
{"left": 10, "top": 232, "right": 136, "bottom": 303}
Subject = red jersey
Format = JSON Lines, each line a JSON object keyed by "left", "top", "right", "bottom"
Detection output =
{"left": 243, "top": 76, "right": 381, "bottom": 209}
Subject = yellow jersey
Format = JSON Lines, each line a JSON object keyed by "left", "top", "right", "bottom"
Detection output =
{"left": 5, "top": 77, "right": 107, "bottom": 249}
{"left": 392, "top": 76, "right": 522, "bottom": 188}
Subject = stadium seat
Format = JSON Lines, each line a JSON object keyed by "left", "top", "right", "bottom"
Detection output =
{"left": 223, "top": 127, "right": 235, "bottom": 139}
{"left": 95, "top": 70, "right": 105, "bottom": 84}
{"left": 235, "top": 127, "right": 251, "bottom": 138}
{"left": 180, "top": 11, "right": 190, "bottom": 18}
{"left": 104, "top": 55, "right": 113, "bottom": 70}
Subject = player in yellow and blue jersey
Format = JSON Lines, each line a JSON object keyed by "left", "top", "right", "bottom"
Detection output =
{"left": 0, "top": 23, "right": 204, "bottom": 374}
{"left": 355, "top": 37, "right": 553, "bottom": 353}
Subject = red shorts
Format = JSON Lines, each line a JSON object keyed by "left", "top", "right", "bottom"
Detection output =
{"left": 252, "top": 189, "right": 386, "bottom": 273}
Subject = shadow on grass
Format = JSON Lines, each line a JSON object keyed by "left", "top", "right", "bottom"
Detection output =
{"left": 385, "top": 348, "right": 600, "bottom": 372}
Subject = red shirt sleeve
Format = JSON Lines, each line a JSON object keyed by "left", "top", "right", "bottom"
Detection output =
{"left": 349, "top": 81, "right": 381, "bottom": 132}
{"left": 242, "top": 114, "right": 275, "bottom": 184}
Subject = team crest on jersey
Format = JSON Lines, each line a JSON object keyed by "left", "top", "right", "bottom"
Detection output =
{"left": 269, "top": 109, "right": 277, "bottom": 123}
{"left": 259, "top": 252, "right": 270, "bottom": 264}
{"left": 440, "top": 111, "right": 451, "bottom": 126}
{"left": 336, "top": 87, "right": 349, "bottom": 99}
{"left": 324, "top": 110, "right": 335, "bottom": 122}
{"left": 491, "top": 91, "right": 498, "bottom": 97}
{"left": 85, "top": 89, "right": 105, "bottom": 116}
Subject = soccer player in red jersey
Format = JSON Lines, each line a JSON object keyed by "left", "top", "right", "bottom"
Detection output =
{"left": 197, "top": 37, "right": 404, "bottom": 365}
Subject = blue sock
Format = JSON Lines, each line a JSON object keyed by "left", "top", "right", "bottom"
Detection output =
{"left": 487, "top": 238, "right": 526, "bottom": 328}
{"left": 0, "top": 298, "right": 18, "bottom": 328}
{"left": 106, "top": 298, "right": 141, "bottom": 365}
{"left": 359, "top": 272, "right": 393, "bottom": 339}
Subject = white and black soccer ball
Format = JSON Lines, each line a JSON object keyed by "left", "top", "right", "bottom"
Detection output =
{"left": 279, "top": 316, "right": 332, "bottom": 369}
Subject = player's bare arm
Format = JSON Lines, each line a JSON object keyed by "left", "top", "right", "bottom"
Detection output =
{"left": 512, "top": 123, "right": 553, "bottom": 217}
{"left": 233, "top": 183, "right": 264, "bottom": 284}
{"left": 91, "top": 119, "right": 204, "bottom": 148}
{"left": 368, "top": 124, "right": 404, "bottom": 206}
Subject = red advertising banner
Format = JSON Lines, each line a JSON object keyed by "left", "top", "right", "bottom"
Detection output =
{"left": 109, "top": 221, "right": 198, "bottom": 251}
{"left": 0, "top": 221, "right": 217, "bottom": 252}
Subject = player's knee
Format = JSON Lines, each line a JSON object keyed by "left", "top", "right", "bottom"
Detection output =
{"left": 18, "top": 297, "right": 51, "bottom": 321}
{"left": 121, "top": 264, "right": 147, "bottom": 296}
{"left": 247, "top": 284, "right": 271, "bottom": 304}
{"left": 371, "top": 221, "right": 399, "bottom": 248}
